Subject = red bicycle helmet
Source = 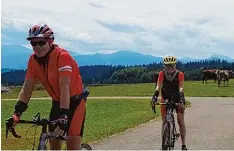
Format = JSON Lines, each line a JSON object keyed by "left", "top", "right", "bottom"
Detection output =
{"left": 26, "top": 24, "right": 54, "bottom": 40}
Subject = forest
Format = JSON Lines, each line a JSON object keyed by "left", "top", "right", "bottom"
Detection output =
{"left": 2, "top": 59, "right": 234, "bottom": 86}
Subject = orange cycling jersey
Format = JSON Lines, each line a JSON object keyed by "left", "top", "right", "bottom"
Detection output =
{"left": 25, "top": 45, "right": 83, "bottom": 101}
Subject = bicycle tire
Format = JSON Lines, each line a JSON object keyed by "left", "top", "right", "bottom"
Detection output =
{"left": 81, "top": 143, "right": 92, "bottom": 150}
{"left": 171, "top": 123, "right": 178, "bottom": 149}
{"left": 162, "top": 122, "right": 172, "bottom": 150}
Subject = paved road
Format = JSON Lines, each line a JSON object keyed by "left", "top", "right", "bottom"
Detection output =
{"left": 90, "top": 97, "right": 234, "bottom": 150}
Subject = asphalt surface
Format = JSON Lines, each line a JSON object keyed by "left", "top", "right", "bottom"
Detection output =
{"left": 90, "top": 97, "right": 234, "bottom": 150}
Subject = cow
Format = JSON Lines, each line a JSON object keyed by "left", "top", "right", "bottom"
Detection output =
{"left": 215, "top": 69, "right": 230, "bottom": 87}
{"left": 1, "top": 85, "right": 10, "bottom": 94}
{"left": 228, "top": 70, "right": 234, "bottom": 78}
{"left": 202, "top": 69, "right": 217, "bottom": 84}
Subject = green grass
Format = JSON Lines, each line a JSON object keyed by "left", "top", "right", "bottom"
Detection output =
{"left": 88, "top": 80, "right": 234, "bottom": 97}
{"left": 2, "top": 99, "right": 169, "bottom": 150}
{"left": 2, "top": 79, "right": 234, "bottom": 99}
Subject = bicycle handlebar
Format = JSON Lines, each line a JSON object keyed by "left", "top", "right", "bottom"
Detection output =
{"left": 5, "top": 112, "right": 56, "bottom": 139}
{"left": 150, "top": 99, "right": 179, "bottom": 114}
{"left": 5, "top": 88, "right": 90, "bottom": 140}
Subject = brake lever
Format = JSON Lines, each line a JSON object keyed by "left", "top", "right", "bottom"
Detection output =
{"left": 152, "top": 106, "right": 156, "bottom": 114}
{"left": 150, "top": 101, "right": 156, "bottom": 114}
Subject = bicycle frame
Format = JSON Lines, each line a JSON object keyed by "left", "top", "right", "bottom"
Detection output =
{"left": 37, "top": 118, "right": 51, "bottom": 150}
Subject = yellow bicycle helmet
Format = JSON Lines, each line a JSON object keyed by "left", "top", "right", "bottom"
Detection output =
{"left": 163, "top": 55, "right": 177, "bottom": 65}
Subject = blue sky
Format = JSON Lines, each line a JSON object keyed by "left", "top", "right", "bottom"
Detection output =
{"left": 2, "top": 0, "right": 234, "bottom": 58}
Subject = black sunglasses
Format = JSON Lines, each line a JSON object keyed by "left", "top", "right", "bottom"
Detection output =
{"left": 30, "top": 41, "right": 47, "bottom": 46}
{"left": 165, "top": 64, "right": 175, "bottom": 68}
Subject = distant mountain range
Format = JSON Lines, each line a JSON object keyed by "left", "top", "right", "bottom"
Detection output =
{"left": 1, "top": 44, "right": 234, "bottom": 70}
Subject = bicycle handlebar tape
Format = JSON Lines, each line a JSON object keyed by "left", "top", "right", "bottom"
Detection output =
{"left": 14, "top": 101, "right": 28, "bottom": 116}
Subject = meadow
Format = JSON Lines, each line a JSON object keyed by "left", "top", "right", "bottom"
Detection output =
{"left": 2, "top": 79, "right": 234, "bottom": 99}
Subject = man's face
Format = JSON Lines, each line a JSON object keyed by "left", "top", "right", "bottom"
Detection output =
{"left": 164, "top": 64, "right": 176, "bottom": 74}
{"left": 30, "top": 38, "right": 50, "bottom": 57}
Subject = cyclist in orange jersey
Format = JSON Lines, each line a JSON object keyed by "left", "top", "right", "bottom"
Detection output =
{"left": 8, "top": 24, "right": 88, "bottom": 150}
{"left": 152, "top": 55, "right": 188, "bottom": 150}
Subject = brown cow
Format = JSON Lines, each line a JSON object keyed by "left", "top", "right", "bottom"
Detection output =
{"left": 215, "top": 69, "right": 230, "bottom": 87}
{"left": 202, "top": 69, "right": 217, "bottom": 84}
{"left": 228, "top": 70, "right": 234, "bottom": 78}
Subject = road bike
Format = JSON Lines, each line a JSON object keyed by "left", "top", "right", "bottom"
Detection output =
{"left": 150, "top": 99, "right": 180, "bottom": 150}
{"left": 5, "top": 112, "right": 92, "bottom": 150}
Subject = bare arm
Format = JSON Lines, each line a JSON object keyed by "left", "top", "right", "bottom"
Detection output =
{"left": 153, "top": 71, "right": 163, "bottom": 97}
{"left": 17, "top": 78, "right": 36, "bottom": 104}
{"left": 155, "top": 79, "right": 163, "bottom": 92}
{"left": 179, "top": 79, "right": 184, "bottom": 93}
{"left": 59, "top": 76, "right": 70, "bottom": 109}
{"left": 178, "top": 72, "right": 185, "bottom": 93}
{"left": 178, "top": 72, "right": 185, "bottom": 102}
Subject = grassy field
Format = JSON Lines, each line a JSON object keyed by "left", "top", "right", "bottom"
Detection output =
{"left": 2, "top": 79, "right": 234, "bottom": 99}
{"left": 2, "top": 99, "right": 190, "bottom": 150}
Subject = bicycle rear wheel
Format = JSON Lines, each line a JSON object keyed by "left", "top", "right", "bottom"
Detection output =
{"left": 81, "top": 143, "right": 92, "bottom": 150}
{"left": 162, "top": 122, "right": 173, "bottom": 150}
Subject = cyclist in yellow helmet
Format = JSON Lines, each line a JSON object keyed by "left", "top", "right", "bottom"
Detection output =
{"left": 152, "top": 55, "right": 188, "bottom": 150}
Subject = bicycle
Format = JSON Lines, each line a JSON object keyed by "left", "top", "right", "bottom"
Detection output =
{"left": 5, "top": 112, "right": 92, "bottom": 150}
{"left": 150, "top": 99, "right": 180, "bottom": 150}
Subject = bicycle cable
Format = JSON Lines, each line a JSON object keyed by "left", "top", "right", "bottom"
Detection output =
{"left": 32, "top": 125, "right": 38, "bottom": 150}
{"left": 25, "top": 124, "right": 39, "bottom": 150}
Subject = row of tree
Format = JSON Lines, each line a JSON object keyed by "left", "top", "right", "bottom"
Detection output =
{"left": 2, "top": 59, "right": 234, "bottom": 86}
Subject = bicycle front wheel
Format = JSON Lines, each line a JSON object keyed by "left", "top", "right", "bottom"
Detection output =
{"left": 81, "top": 143, "right": 92, "bottom": 150}
{"left": 162, "top": 122, "right": 173, "bottom": 150}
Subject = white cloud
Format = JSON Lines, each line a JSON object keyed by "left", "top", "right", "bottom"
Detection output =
{"left": 2, "top": 0, "right": 234, "bottom": 58}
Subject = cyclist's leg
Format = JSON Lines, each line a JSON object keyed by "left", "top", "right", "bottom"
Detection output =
{"left": 66, "top": 99, "right": 86, "bottom": 150}
{"left": 176, "top": 105, "right": 187, "bottom": 147}
{"left": 48, "top": 101, "right": 62, "bottom": 150}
